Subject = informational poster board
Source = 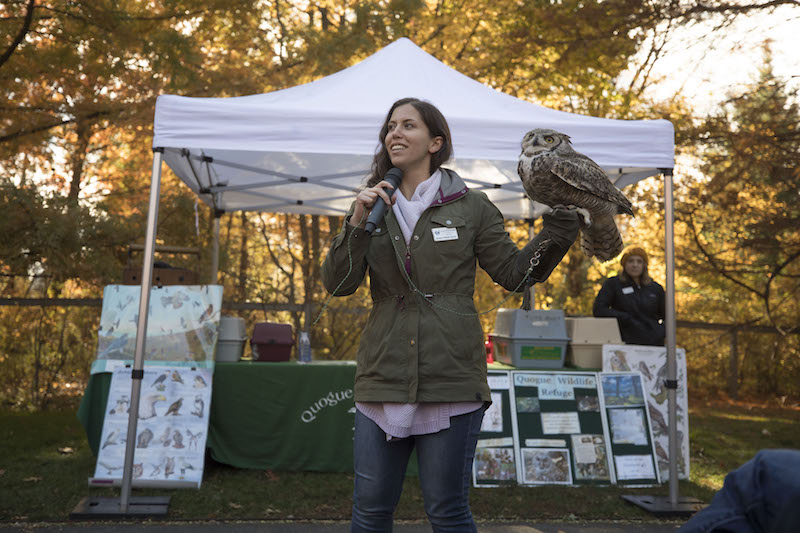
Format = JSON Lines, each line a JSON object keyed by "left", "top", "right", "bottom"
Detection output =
{"left": 510, "top": 371, "right": 613, "bottom": 486}
{"left": 599, "top": 371, "right": 660, "bottom": 486}
{"left": 91, "top": 365, "right": 213, "bottom": 488}
{"left": 602, "top": 344, "right": 690, "bottom": 481}
{"left": 92, "top": 285, "right": 223, "bottom": 374}
{"left": 473, "top": 371, "right": 517, "bottom": 487}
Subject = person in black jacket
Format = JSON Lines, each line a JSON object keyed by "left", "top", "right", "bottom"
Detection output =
{"left": 593, "top": 246, "right": 665, "bottom": 346}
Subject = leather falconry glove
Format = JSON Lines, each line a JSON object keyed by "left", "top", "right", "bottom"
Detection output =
{"left": 514, "top": 208, "right": 581, "bottom": 310}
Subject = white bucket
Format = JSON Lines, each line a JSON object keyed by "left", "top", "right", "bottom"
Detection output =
{"left": 216, "top": 316, "right": 246, "bottom": 362}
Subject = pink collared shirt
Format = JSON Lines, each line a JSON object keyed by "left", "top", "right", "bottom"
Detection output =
{"left": 356, "top": 401, "right": 484, "bottom": 440}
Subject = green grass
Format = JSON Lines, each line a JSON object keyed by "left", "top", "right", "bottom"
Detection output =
{"left": 1, "top": 401, "right": 798, "bottom": 522}
{"left": 688, "top": 401, "right": 800, "bottom": 492}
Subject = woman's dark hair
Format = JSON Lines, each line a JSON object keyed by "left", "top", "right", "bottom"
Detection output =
{"left": 365, "top": 97, "right": 453, "bottom": 187}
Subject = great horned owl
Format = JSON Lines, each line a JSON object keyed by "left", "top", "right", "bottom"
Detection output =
{"left": 517, "top": 128, "right": 634, "bottom": 261}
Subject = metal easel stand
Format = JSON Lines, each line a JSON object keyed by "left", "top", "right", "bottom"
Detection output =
{"left": 69, "top": 495, "right": 171, "bottom": 520}
{"left": 621, "top": 169, "right": 705, "bottom": 518}
{"left": 70, "top": 148, "right": 171, "bottom": 519}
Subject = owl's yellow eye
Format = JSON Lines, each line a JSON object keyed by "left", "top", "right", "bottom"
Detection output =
{"left": 544, "top": 136, "right": 554, "bottom": 143}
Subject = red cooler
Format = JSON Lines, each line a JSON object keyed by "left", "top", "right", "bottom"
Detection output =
{"left": 250, "top": 322, "right": 294, "bottom": 362}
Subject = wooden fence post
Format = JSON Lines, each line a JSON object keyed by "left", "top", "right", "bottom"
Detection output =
{"left": 728, "top": 328, "right": 739, "bottom": 399}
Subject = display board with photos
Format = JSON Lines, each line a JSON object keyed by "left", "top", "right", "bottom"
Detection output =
{"left": 473, "top": 371, "right": 517, "bottom": 487}
{"left": 510, "top": 371, "right": 613, "bottom": 486}
{"left": 602, "top": 344, "right": 690, "bottom": 481}
{"left": 92, "top": 284, "right": 223, "bottom": 374}
{"left": 599, "top": 371, "right": 660, "bottom": 486}
{"left": 91, "top": 365, "right": 213, "bottom": 488}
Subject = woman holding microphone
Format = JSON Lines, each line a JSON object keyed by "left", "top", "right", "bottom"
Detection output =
{"left": 322, "top": 97, "right": 579, "bottom": 532}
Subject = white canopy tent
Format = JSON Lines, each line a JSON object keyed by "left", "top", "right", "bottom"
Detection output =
{"left": 152, "top": 37, "right": 674, "bottom": 219}
{"left": 109, "top": 38, "right": 688, "bottom": 515}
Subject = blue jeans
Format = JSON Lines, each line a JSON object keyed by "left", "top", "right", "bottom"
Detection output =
{"left": 678, "top": 449, "right": 800, "bottom": 533}
{"left": 350, "top": 406, "right": 486, "bottom": 533}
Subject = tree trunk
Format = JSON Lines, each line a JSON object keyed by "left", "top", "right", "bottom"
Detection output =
{"left": 68, "top": 121, "right": 91, "bottom": 207}
{"left": 727, "top": 328, "right": 739, "bottom": 399}
{"left": 32, "top": 310, "right": 44, "bottom": 407}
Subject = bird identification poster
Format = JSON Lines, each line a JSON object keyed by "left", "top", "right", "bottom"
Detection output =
{"left": 510, "top": 371, "right": 613, "bottom": 486}
{"left": 602, "top": 344, "right": 690, "bottom": 481}
{"left": 473, "top": 371, "right": 517, "bottom": 487}
{"left": 91, "top": 284, "right": 223, "bottom": 374}
{"left": 598, "top": 371, "right": 660, "bottom": 486}
{"left": 91, "top": 365, "right": 212, "bottom": 488}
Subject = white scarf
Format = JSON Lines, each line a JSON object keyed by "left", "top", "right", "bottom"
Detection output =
{"left": 392, "top": 169, "right": 442, "bottom": 245}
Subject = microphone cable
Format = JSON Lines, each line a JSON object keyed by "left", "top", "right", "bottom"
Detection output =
{"left": 310, "top": 211, "right": 547, "bottom": 326}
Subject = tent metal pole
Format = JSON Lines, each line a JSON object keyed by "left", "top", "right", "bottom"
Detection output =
{"left": 620, "top": 168, "right": 704, "bottom": 517}
{"left": 211, "top": 214, "right": 220, "bottom": 284}
{"left": 120, "top": 148, "right": 164, "bottom": 511}
{"left": 664, "top": 168, "right": 679, "bottom": 505}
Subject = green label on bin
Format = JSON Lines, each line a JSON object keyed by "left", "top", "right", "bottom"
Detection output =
{"left": 520, "top": 345, "right": 562, "bottom": 360}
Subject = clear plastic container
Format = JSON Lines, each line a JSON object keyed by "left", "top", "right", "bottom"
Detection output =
{"left": 297, "top": 331, "right": 312, "bottom": 363}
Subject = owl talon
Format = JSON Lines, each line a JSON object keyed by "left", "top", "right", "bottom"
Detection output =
{"left": 568, "top": 206, "right": 592, "bottom": 228}
{"left": 557, "top": 204, "right": 592, "bottom": 228}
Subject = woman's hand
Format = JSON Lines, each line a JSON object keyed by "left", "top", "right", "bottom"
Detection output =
{"left": 349, "top": 181, "right": 397, "bottom": 228}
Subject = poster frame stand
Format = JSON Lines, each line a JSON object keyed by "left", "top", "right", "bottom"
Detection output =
{"left": 69, "top": 496, "right": 171, "bottom": 520}
{"left": 621, "top": 495, "right": 705, "bottom": 518}
{"left": 70, "top": 148, "right": 170, "bottom": 520}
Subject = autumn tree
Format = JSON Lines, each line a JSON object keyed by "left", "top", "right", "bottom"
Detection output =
{"left": 679, "top": 50, "right": 799, "bottom": 331}
{"left": 3, "top": 1, "right": 798, "bottom": 406}
{"left": 672, "top": 49, "right": 800, "bottom": 397}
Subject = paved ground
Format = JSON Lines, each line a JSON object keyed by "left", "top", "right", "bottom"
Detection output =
{"left": 0, "top": 521, "right": 685, "bottom": 532}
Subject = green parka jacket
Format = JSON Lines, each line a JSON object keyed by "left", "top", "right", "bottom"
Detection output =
{"left": 321, "top": 168, "right": 576, "bottom": 403}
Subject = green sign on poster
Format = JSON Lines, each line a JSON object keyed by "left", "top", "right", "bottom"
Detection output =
{"left": 520, "top": 345, "right": 562, "bottom": 360}
{"left": 511, "top": 371, "right": 613, "bottom": 486}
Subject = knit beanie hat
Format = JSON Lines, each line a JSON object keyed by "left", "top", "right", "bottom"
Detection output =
{"left": 620, "top": 246, "right": 648, "bottom": 269}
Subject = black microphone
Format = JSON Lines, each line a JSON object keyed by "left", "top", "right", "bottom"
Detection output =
{"left": 364, "top": 167, "right": 403, "bottom": 234}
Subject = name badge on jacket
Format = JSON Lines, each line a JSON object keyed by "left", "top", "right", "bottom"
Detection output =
{"left": 622, "top": 286, "right": 634, "bottom": 295}
{"left": 432, "top": 227, "right": 459, "bottom": 242}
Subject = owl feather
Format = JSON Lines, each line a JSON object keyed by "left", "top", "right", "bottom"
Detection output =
{"left": 517, "top": 128, "right": 634, "bottom": 261}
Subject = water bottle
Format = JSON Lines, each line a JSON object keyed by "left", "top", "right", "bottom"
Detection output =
{"left": 298, "top": 331, "right": 312, "bottom": 363}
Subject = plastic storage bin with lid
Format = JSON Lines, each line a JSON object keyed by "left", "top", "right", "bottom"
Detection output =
{"left": 564, "top": 317, "right": 623, "bottom": 369}
{"left": 215, "top": 316, "right": 247, "bottom": 362}
{"left": 491, "top": 309, "right": 569, "bottom": 368}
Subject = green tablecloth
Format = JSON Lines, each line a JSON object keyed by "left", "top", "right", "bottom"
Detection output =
{"left": 76, "top": 361, "right": 524, "bottom": 473}
{"left": 77, "top": 361, "right": 359, "bottom": 473}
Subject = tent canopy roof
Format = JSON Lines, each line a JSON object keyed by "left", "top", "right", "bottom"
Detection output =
{"left": 153, "top": 38, "right": 674, "bottom": 218}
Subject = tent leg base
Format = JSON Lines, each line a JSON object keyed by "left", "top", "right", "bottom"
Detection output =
{"left": 69, "top": 496, "right": 170, "bottom": 520}
{"left": 621, "top": 494, "right": 705, "bottom": 517}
